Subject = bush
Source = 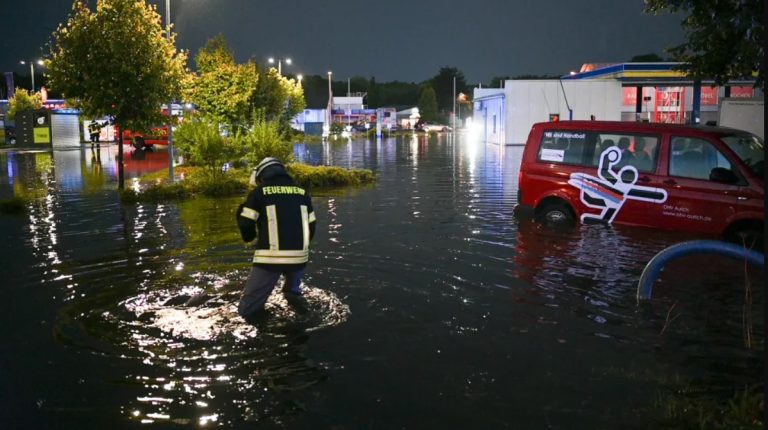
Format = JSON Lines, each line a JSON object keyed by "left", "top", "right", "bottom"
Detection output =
{"left": 287, "top": 163, "right": 375, "bottom": 189}
{"left": 7, "top": 89, "right": 43, "bottom": 120}
{"left": 239, "top": 111, "right": 294, "bottom": 166}
{"left": 173, "top": 115, "right": 243, "bottom": 179}
{"left": 121, "top": 163, "right": 374, "bottom": 203}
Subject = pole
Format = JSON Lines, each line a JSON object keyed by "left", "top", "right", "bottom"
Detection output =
{"left": 30, "top": 63, "right": 35, "bottom": 92}
{"left": 166, "top": 0, "right": 174, "bottom": 181}
{"left": 452, "top": 76, "right": 456, "bottom": 132}
{"left": 347, "top": 77, "right": 351, "bottom": 126}
{"left": 278, "top": 60, "right": 282, "bottom": 75}
{"left": 326, "top": 71, "right": 332, "bottom": 135}
{"left": 117, "top": 119, "right": 124, "bottom": 190}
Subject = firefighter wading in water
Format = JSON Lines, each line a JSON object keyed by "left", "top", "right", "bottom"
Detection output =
{"left": 236, "top": 157, "right": 316, "bottom": 322}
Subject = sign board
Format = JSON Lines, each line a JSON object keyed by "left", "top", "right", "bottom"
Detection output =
{"left": 33, "top": 127, "right": 51, "bottom": 144}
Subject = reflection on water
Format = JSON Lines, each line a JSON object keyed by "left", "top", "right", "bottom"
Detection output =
{"left": 0, "top": 136, "right": 763, "bottom": 429}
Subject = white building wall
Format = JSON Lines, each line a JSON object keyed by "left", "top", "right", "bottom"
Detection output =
{"left": 473, "top": 80, "right": 622, "bottom": 145}
{"left": 505, "top": 80, "right": 622, "bottom": 145}
{"left": 332, "top": 97, "right": 364, "bottom": 110}
{"left": 472, "top": 89, "right": 505, "bottom": 145}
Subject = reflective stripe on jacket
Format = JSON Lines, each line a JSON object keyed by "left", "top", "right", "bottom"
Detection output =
{"left": 236, "top": 172, "right": 316, "bottom": 266}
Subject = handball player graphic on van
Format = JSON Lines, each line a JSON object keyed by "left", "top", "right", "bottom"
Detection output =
{"left": 515, "top": 120, "right": 764, "bottom": 246}
{"left": 568, "top": 146, "right": 667, "bottom": 223}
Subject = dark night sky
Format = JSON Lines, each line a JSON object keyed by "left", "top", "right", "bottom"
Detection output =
{"left": 0, "top": 0, "right": 685, "bottom": 84}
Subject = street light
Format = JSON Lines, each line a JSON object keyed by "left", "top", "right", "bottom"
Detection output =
{"left": 165, "top": 0, "right": 175, "bottom": 181}
{"left": 268, "top": 57, "right": 292, "bottom": 75}
{"left": 324, "top": 71, "right": 332, "bottom": 137}
{"left": 19, "top": 59, "right": 44, "bottom": 92}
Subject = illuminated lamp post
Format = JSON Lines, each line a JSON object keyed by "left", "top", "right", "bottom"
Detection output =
{"left": 268, "top": 57, "right": 292, "bottom": 75}
{"left": 19, "top": 59, "right": 44, "bottom": 92}
{"left": 165, "top": 0, "right": 175, "bottom": 181}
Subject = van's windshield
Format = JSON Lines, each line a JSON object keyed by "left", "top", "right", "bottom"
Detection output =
{"left": 720, "top": 133, "right": 764, "bottom": 179}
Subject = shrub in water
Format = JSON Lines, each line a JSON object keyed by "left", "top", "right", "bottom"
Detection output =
{"left": 239, "top": 111, "right": 294, "bottom": 166}
{"left": 174, "top": 115, "right": 243, "bottom": 179}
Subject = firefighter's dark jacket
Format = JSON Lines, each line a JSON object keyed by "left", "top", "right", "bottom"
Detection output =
{"left": 236, "top": 166, "right": 316, "bottom": 267}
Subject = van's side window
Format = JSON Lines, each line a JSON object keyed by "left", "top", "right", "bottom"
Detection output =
{"left": 669, "top": 137, "right": 733, "bottom": 181}
{"left": 592, "top": 133, "right": 660, "bottom": 172}
{"left": 538, "top": 130, "right": 659, "bottom": 172}
{"left": 538, "top": 130, "right": 595, "bottom": 165}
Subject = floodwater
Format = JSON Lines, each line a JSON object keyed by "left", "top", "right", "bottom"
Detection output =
{"left": 0, "top": 136, "right": 763, "bottom": 429}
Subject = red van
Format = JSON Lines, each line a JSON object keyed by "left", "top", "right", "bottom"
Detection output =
{"left": 118, "top": 125, "right": 169, "bottom": 149}
{"left": 515, "top": 121, "right": 764, "bottom": 245}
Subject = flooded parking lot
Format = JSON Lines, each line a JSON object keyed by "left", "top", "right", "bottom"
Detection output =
{"left": 0, "top": 135, "right": 763, "bottom": 429}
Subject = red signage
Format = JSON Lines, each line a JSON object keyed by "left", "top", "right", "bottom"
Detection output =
{"left": 730, "top": 86, "right": 754, "bottom": 98}
{"left": 700, "top": 86, "right": 718, "bottom": 106}
{"left": 622, "top": 87, "right": 653, "bottom": 106}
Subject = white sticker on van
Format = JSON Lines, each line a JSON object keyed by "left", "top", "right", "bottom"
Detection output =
{"left": 540, "top": 148, "right": 564, "bottom": 162}
{"left": 567, "top": 147, "right": 668, "bottom": 223}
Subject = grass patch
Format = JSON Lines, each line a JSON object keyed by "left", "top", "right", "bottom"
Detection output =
{"left": 120, "top": 162, "right": 374, "bottom": 203}
{"left": 653, "top": 385, "right": 763, "bottom": 429}
{"left": 0, "top": 196, "right": 28, "bottom": 214}
{"left": 287, "top": 163, "right": 375, "bottom": 188}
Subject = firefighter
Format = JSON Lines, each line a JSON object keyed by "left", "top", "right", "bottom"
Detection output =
{"left": 88, "top": 120, "right": 101, "bottom": 146}
{"left": 235, "top": 157, "right": 316, "bottom": 322}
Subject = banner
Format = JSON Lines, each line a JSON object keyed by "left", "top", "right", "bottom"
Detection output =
{"left": 622, "top": 87, "right": 652, "bottom": 106}
{"left": 700, "top": 86, "right": 718, "bottom": 106}
{"left": 730, "top": 86, "right": 754, "bottom": 98}
{"left": 4, "top": 72, "right": 14, "bottom": 99}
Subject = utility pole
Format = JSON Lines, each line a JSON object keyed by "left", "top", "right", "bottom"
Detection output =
{"left": 166, "top": 0, "right": 174, "bottom": 181}
{"left": 452, "top": 75, "right": 456, "bottom": 133}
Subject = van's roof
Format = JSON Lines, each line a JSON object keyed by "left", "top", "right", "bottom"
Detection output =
{"left": 533, "top": 120, "right": 751, "bottom": 136}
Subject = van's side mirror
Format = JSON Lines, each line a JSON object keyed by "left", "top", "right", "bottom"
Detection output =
{"left": 709, "top": 167, "right": 739, "bottom": 184}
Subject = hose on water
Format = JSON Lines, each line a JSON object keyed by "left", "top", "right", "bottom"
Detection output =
{"left": 636, "top": 240, "right": 764, "bottom": 301}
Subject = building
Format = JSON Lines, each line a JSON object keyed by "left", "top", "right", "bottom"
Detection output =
{"left": 472, "top": 62, "right": 762, "bottom": 145}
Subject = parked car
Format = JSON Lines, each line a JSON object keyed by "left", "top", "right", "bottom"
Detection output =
{"left": 418, "top": 122, "right": 452, "bottom": 132}
{"left": 514, "top": 120, "right": 764, "bottom": 246}
{"left": 119, "top": 125, "right": 168, "bottom": 149}
{"left": 4, "top": 125, "right": 16, "bottom": 145}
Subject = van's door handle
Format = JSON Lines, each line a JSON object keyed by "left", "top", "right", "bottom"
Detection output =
{"left": 663, "top": 179, "right": 677, "bottom": 186}
{"left": 637, "top": 176, "right": 651, "bottom": 183}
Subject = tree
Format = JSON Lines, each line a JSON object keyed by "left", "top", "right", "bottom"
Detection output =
{"left": 367, "top": 77, "right": 380, "bottom": 108}
{"left": 185, "top": 35, "right": 258, "bottom": 132}
{"left": 488, "top": 76, "right": 510, "bottom": 88}
{"left": 7, "top": 88, "right": 43, "bottom": 120}
{"left": 645, "top": 0, "right": 764, "bottom": 90}
{"left": 417, "top": 85, "right": 438, "bottom": 122}
{"left": 430, "top": 66, "right": 469, "bottom": 112}
{"left": 46, "top": 0, "right": 188, "bottom": 189}
{"left": 251, "top": 66, "right": 305, "bottom": 133}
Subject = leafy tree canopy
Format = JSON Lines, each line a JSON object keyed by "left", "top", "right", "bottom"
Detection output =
{"left": 185, "top": 58, "right": 258, "bottom": 131}
{"left": 7, "top": 88, "right": 43, "bottom": 120}
{"left": 45, "top": 0, "right": 188, "bottom": 131}
{"left": 417, "top": 85, "right": 438, "bottom": 122}
{"left": 645, "top": 0, "right": 764, "bottom": 89}
{"left": 184, "top": 35, "right": 304, "bottom": 133}
{"left": 430, "top": 66, "right": 469, "bottom": 112}
{"left": 195, "top": 34, "right": 235, "bottom": 73}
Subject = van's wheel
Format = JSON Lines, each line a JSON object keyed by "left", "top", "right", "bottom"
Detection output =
{"left": 537, "top": 201, "right": 575, "bottom": 225}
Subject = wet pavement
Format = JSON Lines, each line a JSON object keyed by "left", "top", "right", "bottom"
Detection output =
{"left": 0, "top": 136, "right": 763, "bottom": 429}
